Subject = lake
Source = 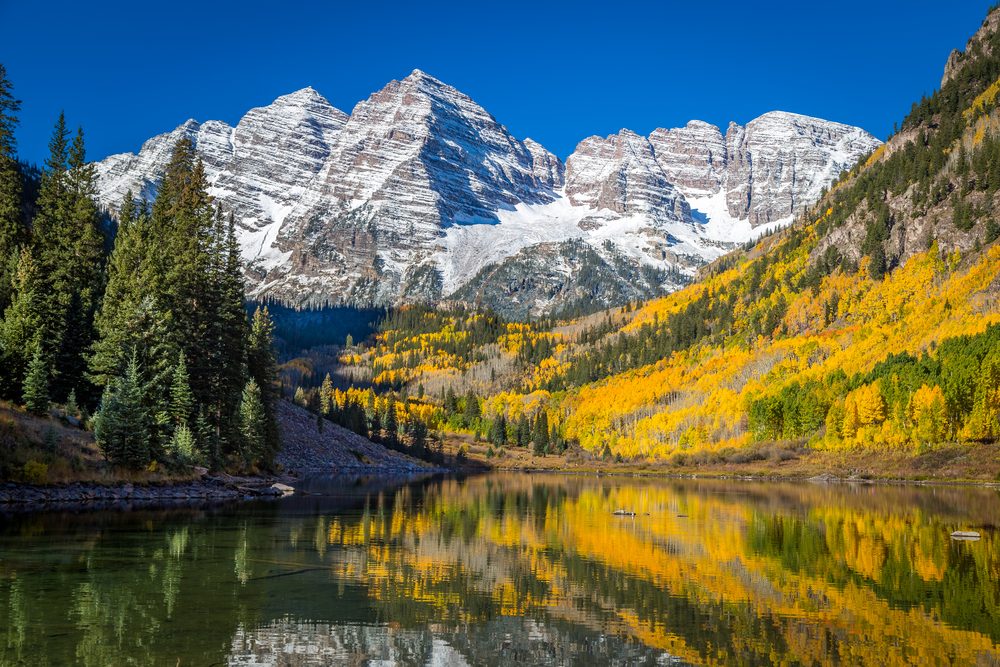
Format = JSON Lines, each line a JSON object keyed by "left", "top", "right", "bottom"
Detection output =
{"left": 1, "top": 474, "right": 998, "bottom": 666}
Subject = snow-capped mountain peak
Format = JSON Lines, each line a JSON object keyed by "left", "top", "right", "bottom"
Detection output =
{"left": 92, "top": 71, "right": 881, "bottom": 317}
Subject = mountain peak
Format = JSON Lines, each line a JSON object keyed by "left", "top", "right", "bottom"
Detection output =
{"left": 402, "top": 68, "right": 446, "bottom": 87}
{"left": 91, "top": 71, "right": 880, "bottom": 315}
{"left": 270, "top": 86, "right": 335, "bottom": 109}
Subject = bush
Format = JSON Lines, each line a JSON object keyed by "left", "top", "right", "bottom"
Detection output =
{"left": 22, "top": 459, "right": 48, "bottom": 484}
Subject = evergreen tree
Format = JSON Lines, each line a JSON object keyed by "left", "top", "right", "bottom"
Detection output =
{"left": 489, "top": 414, "right": 508, "bottom": 447}
{"left": 94, "top": 353, "right": 151, "bottom": 468}
{"left": 168, "top": 423, "right": 196, "bottom": 462}
{"left": 0, "top": 247, "right": 42, "bottom": 398}
{"left": 247, "top": 306, "right": 280, "bottom": 462}
{"left": 320, "top": 373, "right": 333, "bottom": 415}
{"left": 407, "top": 416, "right": 428, "bottom": 455}
{"left": 23, "top": 344, "right": 49, "bottom": 415}
{"left": 532, "top": 411, "right": 550, "bottom": 452}
{"left": 32, "top": 113, "right": 71, "bottom": 352}
{"left": 169, "top": 352, "right": 194, "bottom": 428}
{"left": 51, "top": 127, "right": 105, "bottom": 403}
{"left": 238, "top": 378, "right": 267, "bottom": 466}
{"left": 384, "top": 399, "right": 399, "bottom": 449}
{"left": 369, "top": 408, "right": 382, "bottom": 441}
{"left": 0, "top": 64, "right": 23, "bottom": 312}
{"left": 444, "top": 386, "right": 458, "bottom": 414}
{"left": 463, "top": 390, "right": 481, "bottom": 425}
{"left": 516, "top": 414, "right": 530, "bottom": 447}
{"left": 89, "top": 192, "right": 148, "bottom": 385}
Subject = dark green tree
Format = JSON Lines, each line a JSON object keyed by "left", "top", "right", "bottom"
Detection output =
{"left": 23, "top": 343, "right": 49, "bottom": 415}
{"left": 533, "top": 410, "right": 550, "bottom": 452}
{"left": 0, "top": 64, "right": 23, "bottom": 312}
{"left": 0, "top": 247, "right": 42, "bottom": 398}
{"left": 238, "top": 378, "right": 267, "bottom": 466}
{"left": 384, "top": 399, "right": 399, "bottom": 449}
{"left": 169, "top": 352, "right": 194, "bottom": 428}
{"left": 247, "top": 306, "right": 280, "bottom": 463}
{"left": 94, "top": 353, "right": 151, "bottom": 468}
{"left": 463, "top": 389, "right": 481, "bottom": 425}
{"left": 489, "top": 414, "right": 508, "bottom": 447}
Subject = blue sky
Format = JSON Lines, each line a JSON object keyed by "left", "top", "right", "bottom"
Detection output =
{"left": 1, "top": 1, "right": 995, "bottom": 165}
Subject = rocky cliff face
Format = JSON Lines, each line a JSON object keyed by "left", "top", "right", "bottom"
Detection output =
{"left": 93, "top": 70, "right": 880, "bottom": 317}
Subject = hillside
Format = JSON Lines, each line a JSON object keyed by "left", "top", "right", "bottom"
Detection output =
{"left": 292, "top": 7, "right": 1000, "bottom": 468}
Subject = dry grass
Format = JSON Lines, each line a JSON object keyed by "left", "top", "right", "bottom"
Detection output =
{"left": 0, "top": 401, "right": 199, "bottom": 486}
{"left": 441, "top": 430, "right": 1000, "bottom": 484}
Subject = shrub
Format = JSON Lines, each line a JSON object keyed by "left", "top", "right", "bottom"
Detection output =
{"left": 22, "top": 459, "right": 48, "bottom": 484}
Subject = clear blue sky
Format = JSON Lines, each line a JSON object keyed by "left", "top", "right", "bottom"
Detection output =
{"left": 1, "top": 1, "right": 995, "bottom": 165}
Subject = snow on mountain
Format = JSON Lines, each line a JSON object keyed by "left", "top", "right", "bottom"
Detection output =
{"left": 92, "top": 71, "right": 881, "bottom": 317}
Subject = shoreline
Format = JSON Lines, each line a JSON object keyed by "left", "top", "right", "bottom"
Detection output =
{"left": 3, "top": 462, "right": 998, "bottom": 513}
{"left": 0, "top": 464, "right": 452, "bottom": 511}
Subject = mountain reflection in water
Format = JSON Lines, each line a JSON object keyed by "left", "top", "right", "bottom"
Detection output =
{"left": 1, "top": 474, "right": 998, "bottom": 666}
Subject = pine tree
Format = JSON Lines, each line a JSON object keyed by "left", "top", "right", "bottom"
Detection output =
{"left": 0, "top": 65, "right": 23, "bottom": 312}
{"left": 533, "top": 411, "right": 550, "bottom": 451}
{"left": 90, "top": 192, "right": 147, "bottom": 385}
{"left": 247, "top": 306, "right": 280, "bottom": 462}
{"left": 169, "top": 423, "right": 196, "bottom": 463}
{"left": 385, "top": 400, "right": 400, "bottom": 448}
{"left": 463, "top": 390, "right": 480, "bottom": 425}
{"left": 0, "top": 247, "right": 41, "bottom": 398}
{"left": 51, "top": 127, "right": 105, "bottom": 403}
{"left": 407, "top": 416, "right": 428, "bottom": 455}
{"left": 238, "top": 378, "right": 267, "bottom": 466}
{"left": 320, "top": 373, "right": 333, "bottom": 415}
{"left": 169, "top": 352, "right": 194, "bottom": 428}
{"left": 23, "top": 344, "right": 49, "bottom": 415}
{"left": 94, "top": 353, "right": 151, "bottom": 468}
{"left": 516, "top": 414, "right": 530, "bottom": 447}
{"left": 489, "top": 414, "right": 507, "bottom": 447}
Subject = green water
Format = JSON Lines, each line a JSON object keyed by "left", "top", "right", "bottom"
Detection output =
{"left": 1, "top": 474, "right": 999, "bottom": 666}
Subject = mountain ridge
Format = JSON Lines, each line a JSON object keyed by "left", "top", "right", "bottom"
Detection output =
{"left": 92, "top": 69, "right": 880, "bottom": 317}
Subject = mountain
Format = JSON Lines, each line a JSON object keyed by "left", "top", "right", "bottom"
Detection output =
{"left": 313, "top": 7, "right": 1000, "bottom": 465}
{"left": 93, "top": 71, "right": 880, "bottom": 316}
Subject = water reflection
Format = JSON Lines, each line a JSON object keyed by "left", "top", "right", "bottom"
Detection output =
{"left": 1, "top": 475, "right": 999, "bottom": 665}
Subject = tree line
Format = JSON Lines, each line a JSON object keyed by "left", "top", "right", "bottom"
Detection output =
{"left": 0, "top": 65, "right": 279, "bottom": 472}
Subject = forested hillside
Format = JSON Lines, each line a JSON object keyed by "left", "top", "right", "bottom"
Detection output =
{"left": 0, "top": 65, "right": 279, "bottom": 480}
{"left": 292, "top": 8, "right": 1000, "bottom": 465}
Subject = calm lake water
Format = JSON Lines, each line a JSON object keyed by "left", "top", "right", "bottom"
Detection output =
{"left": 1, "top": 474, "right": 999, "bottom": 666}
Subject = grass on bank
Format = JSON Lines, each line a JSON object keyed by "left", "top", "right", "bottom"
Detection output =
{"left": 442, "top": 432, "right": 1000, "bottom": 483}
{"left": 0, "top": 401, "right": 201, "bottom": 486}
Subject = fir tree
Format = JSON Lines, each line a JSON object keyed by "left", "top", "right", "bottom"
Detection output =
{"left": 238, "top": 378, "right": 267, "bottom": 466}
{"left": 247, "top": 306, "right": 280, "bottom": 462}
{"left": 320, "top": 373, "right": 333, "bottom": 415}
{"left": 489, "top": 414, "right": 507, "bottom": 447}
{"left": 51, "top": 127, "right": 105, "bottom": 403}
{"left": 23, "top": 344, "right": 49, "bottom": 415}
{"left": 65, "top": 389, "right": 78, "bottom": 418}
{"left": 407, "top": 416, "right": 428, "bottom": 455}
{"left": 384, "top": 399, "right": 399, "bottom": 449}
{"left": 0, "top": 64, "right": 23, "bottom": 312}
{"left": 533, "top": 411, "right": 550, "bottom": 452}
{"left": 169, "top": 352, "right": 194, "bottom": 428}
{"left": 0, "top": 247, "right": 41, "bottom": 398}
{"left": 94, "top": 353, "right": 151, "bottom": 468}
{"left": 169, "top": 423, "right": 196, "bottom": 463}
{"left": 463, "top": 390, "right": 480, "bottom": 425}
{"left": 516, "top": 414, "right": 530, "bottom": 447}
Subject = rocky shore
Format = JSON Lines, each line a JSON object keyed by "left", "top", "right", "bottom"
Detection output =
{"left": 1, "top": 400, "right": 447, "bottom": 511}
{"left": 0, "top": 475, "right": 287, "bottom": 511}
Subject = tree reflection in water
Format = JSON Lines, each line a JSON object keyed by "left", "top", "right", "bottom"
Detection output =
{"left": 1, "top": 474, "right": 999, "bottom": 665}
